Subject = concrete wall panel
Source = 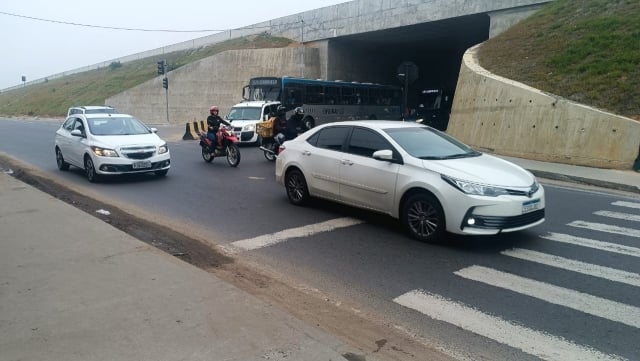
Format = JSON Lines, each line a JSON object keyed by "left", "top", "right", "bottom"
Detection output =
{"left": 106, "top": 48, "right": 319, "bottom": 125}
{"left": 448, "top": 45, "right": 640, "bottom": 170}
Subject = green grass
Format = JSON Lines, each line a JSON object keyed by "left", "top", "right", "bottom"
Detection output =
{"left": 0, "top": 33, "right": 293, "bottom": 117}
{"left": 478, "top": 0, "right": 640, "bottom": 120}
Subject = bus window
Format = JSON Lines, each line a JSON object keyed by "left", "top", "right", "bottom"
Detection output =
{"left": 325, "top": 86, "right": 339, "bottom": 105}
{"left": 341, "top": 87, "right": 355, "bottom": 105}
{"left": 284, "top": 86, "right": 303, "bottom": 106}
{"left": 305, "top": 85, "right": 324, "bottom": 104}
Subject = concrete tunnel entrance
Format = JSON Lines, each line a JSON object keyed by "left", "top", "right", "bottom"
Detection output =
{"left": 324, "top": 13, "right": 490, "bottom": 130}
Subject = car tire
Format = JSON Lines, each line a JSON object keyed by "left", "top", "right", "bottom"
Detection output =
{"left": 55, "top": 147, "right": 70, "bottom": 171}
{"left": 84, "top": 155, "right": 100, "bottom": 183}
{"left": 285, "top": 168, "right": 310, "bottom": 206}
{"left": 401, "top": 193, "right": 445, "bottom": 243}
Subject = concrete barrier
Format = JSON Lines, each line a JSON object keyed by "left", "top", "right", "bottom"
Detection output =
{"left": 447, "top": 45, "right": 640, "bottom": 170}
{"left": 182, "top": 121, "right": 204, "bottom": 140}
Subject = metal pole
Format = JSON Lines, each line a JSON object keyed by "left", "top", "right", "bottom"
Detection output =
{"left": 300, "top": 19, "right": 304, "bottom": 78}
{"left": 165, "top": 82, "right": 169, "bottom": 124}
{"left": 403, "top": 64, "right": 409, "bottom": 119}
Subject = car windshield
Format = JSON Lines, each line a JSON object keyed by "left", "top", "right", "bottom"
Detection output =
{"left": 226, "top": 107, "right": 261, "bottom": 121}
{"left": 385, "top": 126, "right": 481, "bottom": 160}
{"left": 87, "top": 117, "right": 151, "bottom": 136}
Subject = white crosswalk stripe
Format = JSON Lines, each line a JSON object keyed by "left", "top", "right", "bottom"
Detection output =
{"left": 501, "top": 248, "right": 640, "bottom": 287}
{"left": 229, "top": 217, "right": 364, "bottom": 252}
{"left": 594, "top": 210, "right": 640, "bottom": 223}
{"left": 454, "top": 265, "right": 640, "bottom": 328}
{"left": 541, "top": 232, "right": 640, "bottom": 257}
{"left": 568, "top": 221, "right": 640, "bottom": 238}
{"left": 393, "top": 290, "right": 627, "bottom": 361}
{"left": 612, "top": 201, "right": 640, "bottom": 210}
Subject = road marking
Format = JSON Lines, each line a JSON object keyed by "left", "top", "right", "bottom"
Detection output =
{"left": 568, "top": 221, "right": 640, "bottom": 238}
{"left": 613, "top": 201, "right": 640, "bottom": 210}
{"left": 541, "top": 233, "right": 640, "bottom": 258}
{"left": 393, "top": 290, "right": 626, "bottom": 361}
{"left": 230, "top": 217, "right": 364, "bottom": 251}
{"left": 501, "top": 248, "right": 640, "bottom": 287}
{"left": 454, "top": 265, "right": 640, "bottom": 328}
{"left": 594, "top": 210, "right": 640, "bottom": 223}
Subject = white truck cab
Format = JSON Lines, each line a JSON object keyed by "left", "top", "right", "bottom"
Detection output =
{"left": 225, "top": 101, "right": 281, "bottom": 144}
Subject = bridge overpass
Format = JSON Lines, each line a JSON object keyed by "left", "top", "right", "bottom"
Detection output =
{"left": 105, "top": 0, "right": 549, "bottom": 127}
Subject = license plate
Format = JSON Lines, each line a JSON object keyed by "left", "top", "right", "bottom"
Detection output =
{"left": 132, "top": 160, "right": 151, "bottom": 169}
{"left": 522, "top": 199, "right": 541, "bottom": 214}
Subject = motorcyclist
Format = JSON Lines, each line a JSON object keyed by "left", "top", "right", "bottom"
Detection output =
{"left": 206, "top": 105, "right": 231, "bottom": 149}
{"left": 273, "top": 105, "right": 287, "bottom": 143}
{"left": 278, "top": 106, "right": 304, "bottom": 143}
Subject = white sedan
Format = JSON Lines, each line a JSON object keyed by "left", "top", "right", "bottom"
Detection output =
{"left": 55, "top": 113, "right": 171, "bottom": 182}
{"left": 275, "top": 120, "right": 545, "bottom": 242}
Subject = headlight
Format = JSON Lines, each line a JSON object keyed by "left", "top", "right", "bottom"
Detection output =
{"left": 244, "top": 124, "right": 255, "bottom": 131}
{"left": 158, "top": 143, "right": 168, "bottom": 154}
{"left": 91, "top": 146, "right": 118, "bottom": 157}
{"left": 441, "top": 174, "right": 510, "bottom": 197}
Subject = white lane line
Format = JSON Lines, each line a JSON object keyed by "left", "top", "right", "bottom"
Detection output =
{"left": 501, "top": 248, "right": 640, "bottom": 288}
{"left": 454, "top": 266, "right": 640, "bottom": 329}
{"left": 541, "top": 233, "right": 640, "bottom": 258}
{"left": 568, "top": 221, "right": 640, "bottom": 238}
{"left": 230, "top": 217, "right": 364, "bottom": 251}
{"left": 613, "top": 201, "right": 640, "bottom": 210}
{"left": 594, "top": 211, "right": 640, "bottom": 223}
{"left": 393, "top": 290, "right": 626, "bottom": 361}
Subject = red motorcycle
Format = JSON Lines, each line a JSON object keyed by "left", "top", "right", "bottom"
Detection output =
{"left": 198, "top": 125, "right": 241, "bottom": 167}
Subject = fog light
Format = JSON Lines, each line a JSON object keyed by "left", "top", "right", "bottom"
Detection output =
{"left": 467, "top": 218, "right": 476, "bottom": 225}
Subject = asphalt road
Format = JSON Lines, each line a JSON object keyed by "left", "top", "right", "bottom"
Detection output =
{"left": 2, "top": 118, "right": 639, "bottom": 361}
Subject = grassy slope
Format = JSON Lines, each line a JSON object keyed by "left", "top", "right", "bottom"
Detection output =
{"left": 0, "top": 33, "right": 292, "bottom": 117}
{"left": 478, "top": 0, "right": 639, "bottom": 120}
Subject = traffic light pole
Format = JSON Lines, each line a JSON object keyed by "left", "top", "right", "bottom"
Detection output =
{"left": 165, "top": 78, "right": 169, "bottom": 124}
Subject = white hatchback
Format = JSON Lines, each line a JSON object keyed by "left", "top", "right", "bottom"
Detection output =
{"left": 275, "top": 120, "right": 545, "bottom": 242}
{"left": 55, "top": 113, "right": 170, "bottom": 182}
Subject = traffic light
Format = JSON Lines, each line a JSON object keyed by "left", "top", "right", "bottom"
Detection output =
{"left": 157, "top": 60, "right": 165, "bottom": 75}
{"left": 162, "top": 77, "right": 168, "bottom": 89}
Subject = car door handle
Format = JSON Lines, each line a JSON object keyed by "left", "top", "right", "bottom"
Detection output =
{"left": 341, "top": 159, "right": 353, "bottom": 166}
{"left": 302, "top": 151, "right": 311, "bottom": 156}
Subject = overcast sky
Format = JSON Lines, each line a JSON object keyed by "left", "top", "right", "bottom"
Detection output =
{"left": 0, "top": 0, "right": 349, "bottom": 90}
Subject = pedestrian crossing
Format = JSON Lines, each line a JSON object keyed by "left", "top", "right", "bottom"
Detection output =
{"left": 393, "top": 200, "right": 640, "bottom": 361}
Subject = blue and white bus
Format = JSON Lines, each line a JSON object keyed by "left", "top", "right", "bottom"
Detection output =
{"left": 242, "top": 76, "right": 402, "bottom": 129}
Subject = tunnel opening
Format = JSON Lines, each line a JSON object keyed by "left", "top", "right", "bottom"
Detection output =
{"left": 325, "top": 13, "right": 490, "bottom": 130}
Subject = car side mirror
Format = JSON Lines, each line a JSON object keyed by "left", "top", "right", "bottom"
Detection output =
{"left": 150, "top": 127, "right": 158, "bottom": 133}
{"left": 70, "top": 129, "right": 83, "bottom": 137}
{"left": 372, "top": 149, "right": 394, "bottom": 161}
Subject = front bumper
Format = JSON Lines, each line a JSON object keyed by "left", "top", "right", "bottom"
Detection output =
{"left": 94, "top": 153, "right": 171, "bottom": 175}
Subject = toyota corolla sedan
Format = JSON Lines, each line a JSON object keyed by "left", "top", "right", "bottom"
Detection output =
{"left": 275, "top": 120, "right": 545, "bottom": 242}
{"left": 55, "top": 113, "right": 171, "bottom": 182}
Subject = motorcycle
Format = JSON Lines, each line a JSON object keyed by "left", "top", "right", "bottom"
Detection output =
{"left": 256, "top": 118, "right": 280, "bottom": 162}
{"left": 198, "top": 125, "right": 241, "bottom": 167}
{"left": 259, "top": 135, "right": 280, "bottom": 162}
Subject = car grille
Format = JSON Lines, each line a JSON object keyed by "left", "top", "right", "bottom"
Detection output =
{"left": 240, "top": 131, "right": 255, "bottom": 142}
{"left": 120, "top": 146, "right": 156, "bottom": 159}
{"left": 471, "top": 209, "right": 545, "bottom": 229}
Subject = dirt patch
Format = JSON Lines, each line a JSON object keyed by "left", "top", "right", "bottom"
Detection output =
{"left": 0, "top": 154, "right": 456, "bottom": 361}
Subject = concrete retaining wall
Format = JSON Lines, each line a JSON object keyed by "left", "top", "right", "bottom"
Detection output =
{"left": 447, "top": 45, "right": 640, "bottom": 170}
{"left": 106, "top": 47, "right": 319, "bottom": 124}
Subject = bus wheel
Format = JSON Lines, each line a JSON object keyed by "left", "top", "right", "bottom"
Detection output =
{"left": 303, "top": 117, "right": 315, "bottom": 131}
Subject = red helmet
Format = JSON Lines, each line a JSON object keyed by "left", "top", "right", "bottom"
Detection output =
{"left": 210, "top": 106, "right": 219, "bottom": 114}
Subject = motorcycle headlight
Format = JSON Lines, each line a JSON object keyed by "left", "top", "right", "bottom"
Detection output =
{"left": 441, "top": 174, "right": 510, "bottom": 197}
{"left": 91, "top": 146, "right": 118, "bottom": 157}
{"left": 158, "top": 143, "right": 168, "bottom": 154}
